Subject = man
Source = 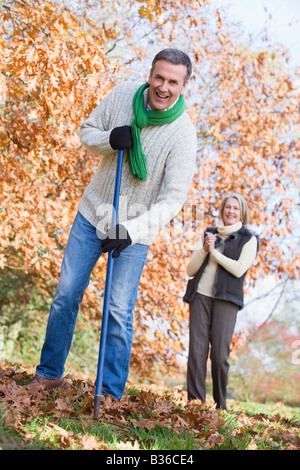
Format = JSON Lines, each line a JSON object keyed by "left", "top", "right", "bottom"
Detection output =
{"left": 27, "top": 49, "right": 197, "bottom": 398}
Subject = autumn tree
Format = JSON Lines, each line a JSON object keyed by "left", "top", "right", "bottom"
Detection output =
{"left": 0, "top": 0, "right": 117, "bottom": 359}
{"left": 126, "top": 0, "right": 300, "bottom": 377}
{"left": 230, "top": 310, "right": 300, "bottom": 406}
{"left": 0, "top": 0, "right": 299, "bottom": 380}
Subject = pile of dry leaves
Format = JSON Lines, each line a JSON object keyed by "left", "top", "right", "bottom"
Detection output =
{"left": 0, "top": 363, "right": 299, "bottom": 450}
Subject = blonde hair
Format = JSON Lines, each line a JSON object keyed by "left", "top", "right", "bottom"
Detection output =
{"left": 219, "top": 193, "right": 249, "bottom": 226}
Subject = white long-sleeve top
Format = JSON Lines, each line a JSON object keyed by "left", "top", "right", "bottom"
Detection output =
{"left": 186, "top": 221, "right": 257, "bottom": 298}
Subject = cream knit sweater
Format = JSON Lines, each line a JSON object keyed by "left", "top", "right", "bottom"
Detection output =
{"left": 187, "top": 221, "right": 257, "bottom": 297}
{"left": 78, "top": 81, "right": 197, "bottom": 245}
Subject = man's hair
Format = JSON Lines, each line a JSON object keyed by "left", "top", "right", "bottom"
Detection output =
{"left": 151, "top": 48, "right": 192, "bottom": 84}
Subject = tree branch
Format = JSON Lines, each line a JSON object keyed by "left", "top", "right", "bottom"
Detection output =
{"left": 259, "top": 275, "right": 290, "bottom": 327}
{"left": 244, "top": 277, "right": 289, "bottom": 308}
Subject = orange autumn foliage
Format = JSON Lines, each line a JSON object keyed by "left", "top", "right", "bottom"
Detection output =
{"left": 0, "top": 0, "right": 299, "bottom": 379}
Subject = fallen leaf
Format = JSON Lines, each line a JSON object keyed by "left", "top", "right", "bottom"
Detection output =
{"left": 130, "top": 418, "right": 156, "bottom": 430}
{"left": 80, "top": 433, "right": 108, "bottom": 450}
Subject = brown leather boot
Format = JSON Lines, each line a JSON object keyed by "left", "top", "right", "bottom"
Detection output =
{"left": 26, "top": 375, "right": 64, "bottom": 392}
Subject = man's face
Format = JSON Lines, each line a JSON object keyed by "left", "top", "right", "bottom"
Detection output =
{"left": 147, "top": 59, "right": 188, "bottom": 111}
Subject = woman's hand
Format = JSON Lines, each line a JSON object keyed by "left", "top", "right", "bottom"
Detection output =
{"left": 203, "top": 232, "right": 217, "bottom": 253}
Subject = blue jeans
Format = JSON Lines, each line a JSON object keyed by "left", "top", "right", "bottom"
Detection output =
{"left": 36, "top": 211, "right": 148, "bottom": 398}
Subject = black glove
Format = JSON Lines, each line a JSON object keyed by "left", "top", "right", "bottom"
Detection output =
{"left": 109, "top": 126, "right": 133, "bottom": 150}
{"left": 101, "top": 224, "right": 132, "bottom": 258}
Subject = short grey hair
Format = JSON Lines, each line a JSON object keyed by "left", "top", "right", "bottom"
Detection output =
{"left": 151, "top": 48, "right": 192, "bottom": 84}
{"left": 219, "top": 192, "right": 250, "bottom": 226}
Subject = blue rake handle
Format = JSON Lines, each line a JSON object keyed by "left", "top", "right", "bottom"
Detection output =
{"left": 93, "top": 149, "right": 124, "bottom": 420}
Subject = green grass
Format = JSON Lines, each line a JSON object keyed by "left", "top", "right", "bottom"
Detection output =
{"left": 0, "top": 363, "right": 299, "bottom": 451}
{"left": 1, "top": 390, "right": 299, "bottom": 451}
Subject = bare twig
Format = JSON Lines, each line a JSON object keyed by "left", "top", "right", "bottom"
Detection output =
{"left": 259, "top": 275, "right": 290, "bottom": 327}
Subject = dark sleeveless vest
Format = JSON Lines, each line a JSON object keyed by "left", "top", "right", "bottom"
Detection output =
{"left": 183, "top": 226, "right": 259, "bottom": 309}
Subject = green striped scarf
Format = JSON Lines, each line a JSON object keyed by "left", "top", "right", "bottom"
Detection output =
{"left": 127, "top": 82, "right": 186, "bottom": 181}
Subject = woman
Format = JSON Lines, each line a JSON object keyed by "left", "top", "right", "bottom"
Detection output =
{"left": 185, "top": 193, "right": 258, "bottom": 410}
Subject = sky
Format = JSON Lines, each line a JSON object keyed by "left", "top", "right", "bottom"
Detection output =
{"left": 213, "top": 0, "right": 300, "bottom": 66}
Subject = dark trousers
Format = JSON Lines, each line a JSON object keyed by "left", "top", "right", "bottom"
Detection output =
{"left": 187, "top": 293, "right": 238, "bottom": 409}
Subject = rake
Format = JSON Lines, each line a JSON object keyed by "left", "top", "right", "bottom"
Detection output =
{"left": 93, "top": 149, "right": 124, "bottom": 420}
